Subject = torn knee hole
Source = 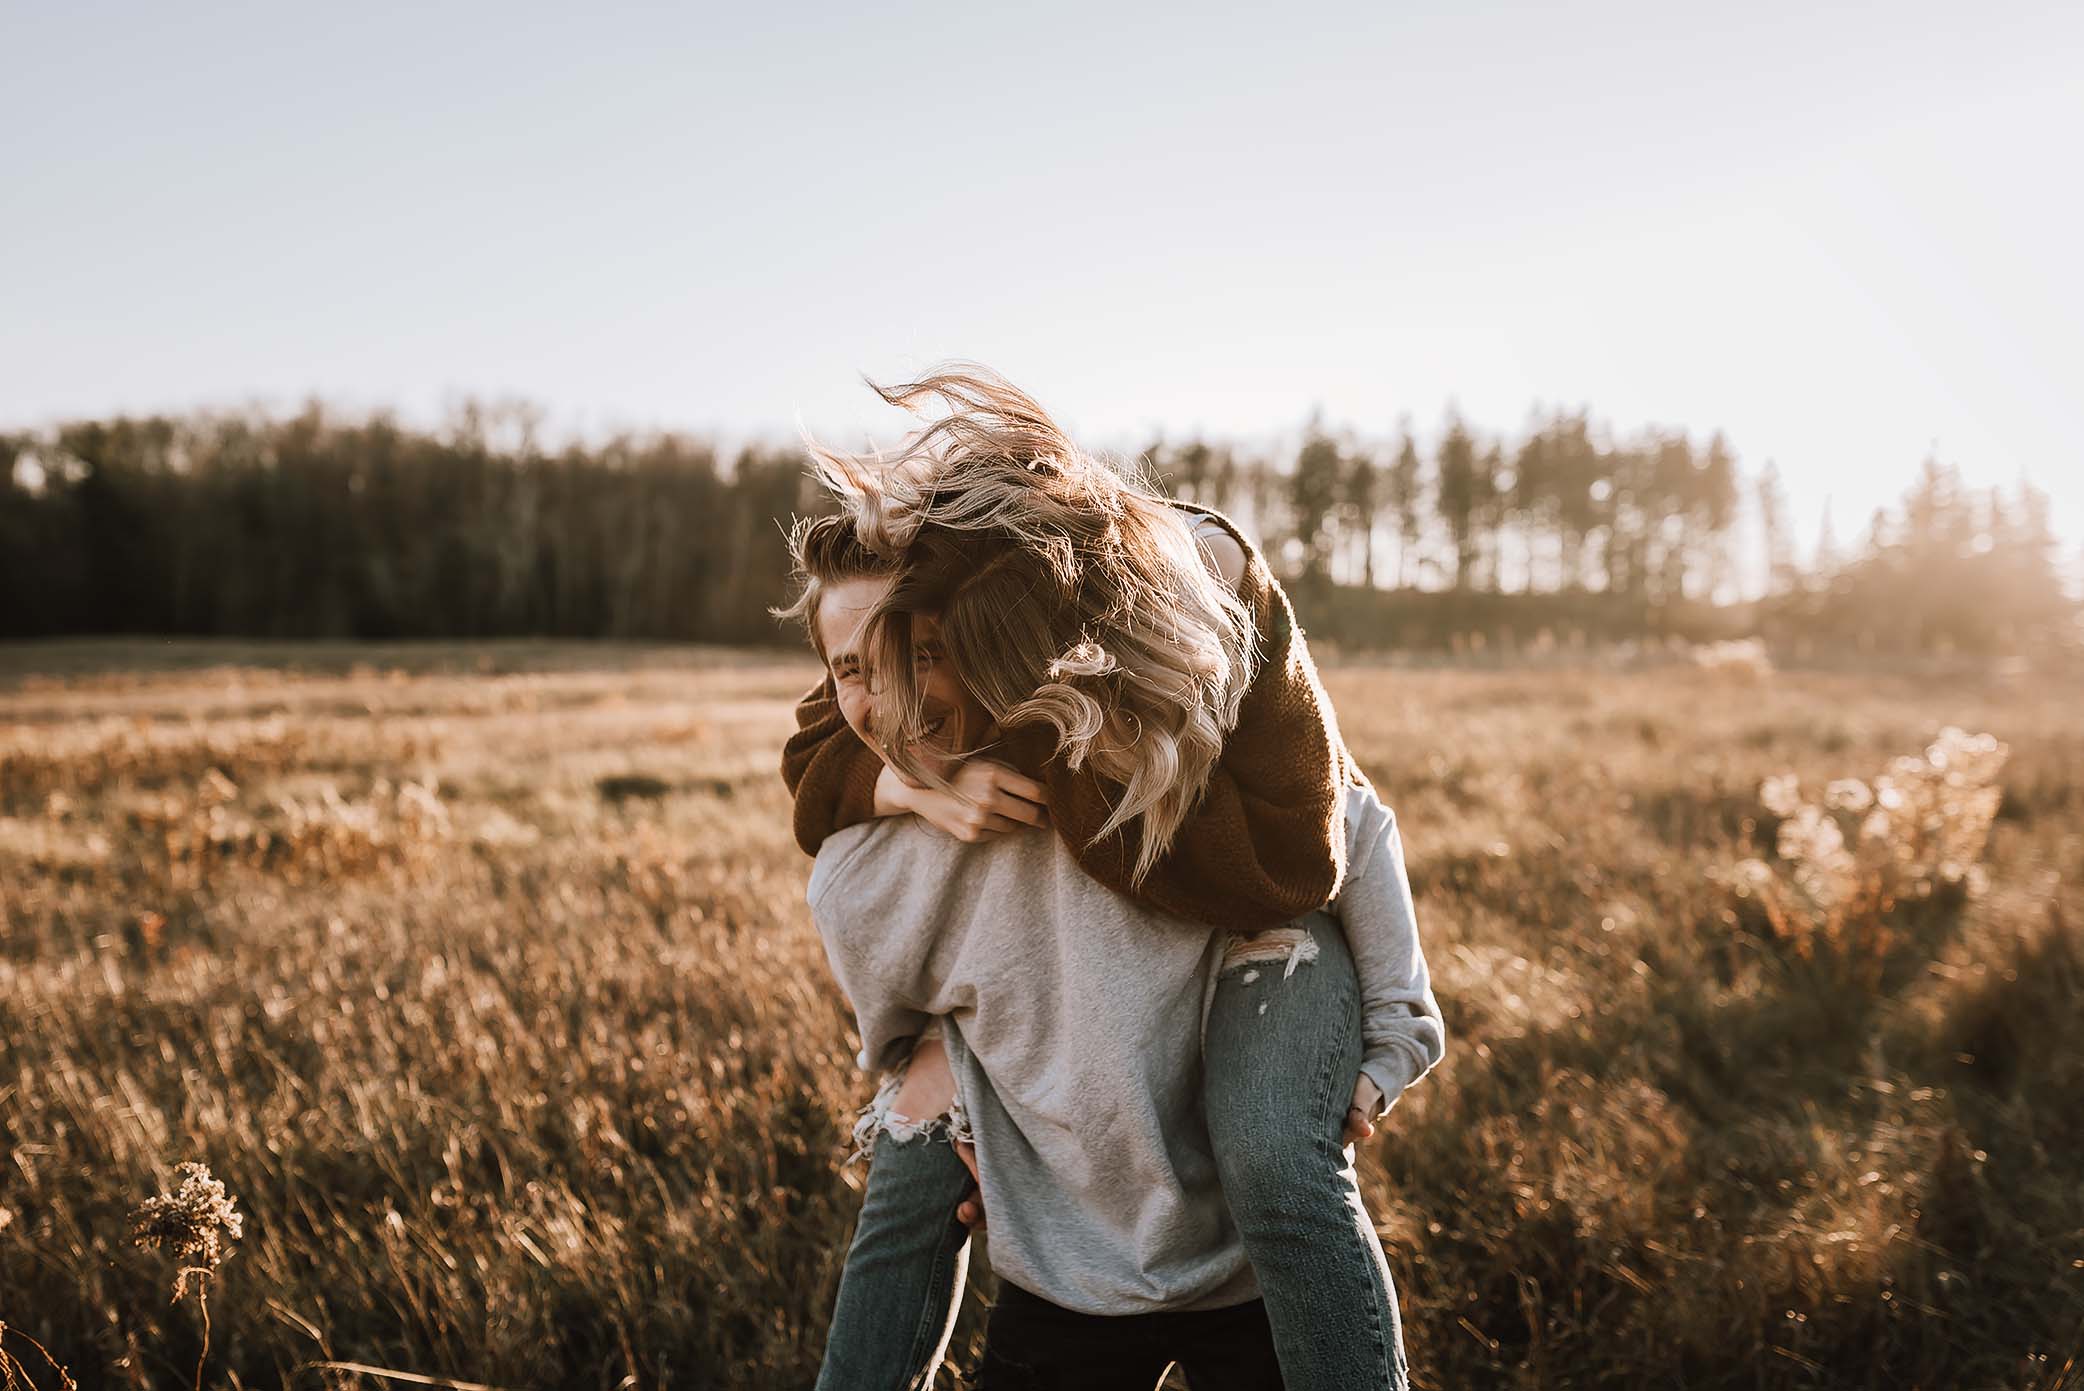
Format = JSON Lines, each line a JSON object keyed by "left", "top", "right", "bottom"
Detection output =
{"left": 846, "top": 1071, "right": 976, "bottom": 1166}
{"left": 1220, "top": 926, "right": 1320, "bottom": 982}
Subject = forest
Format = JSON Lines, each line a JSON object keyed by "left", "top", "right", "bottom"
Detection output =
{"left": 2, "top": 402, "right": 2073, "bottom": 656}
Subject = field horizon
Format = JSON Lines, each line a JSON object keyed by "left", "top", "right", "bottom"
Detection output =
{"left": 1, "top": 640, "right": 2079, "bottom": 1390}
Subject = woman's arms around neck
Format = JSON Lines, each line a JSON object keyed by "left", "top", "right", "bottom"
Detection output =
{"left": 779, "top": 507, "right": 1359, "bottom": 933}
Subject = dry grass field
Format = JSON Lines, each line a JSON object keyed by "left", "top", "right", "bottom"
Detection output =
{"left": 1, "top": 640, "right": 2079, "bottom": 1390}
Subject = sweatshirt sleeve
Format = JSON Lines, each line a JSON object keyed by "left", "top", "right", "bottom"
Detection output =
{"left": 780, "top": 675, "right": 886, "bottom": 857}
{"left": 1330, "top": 783, "right": 1446, "bottom": 1118}
{"left": 804, "top": 826, "right": 935, "bottom": 1074}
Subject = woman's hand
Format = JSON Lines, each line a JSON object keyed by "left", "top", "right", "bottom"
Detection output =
{"left": 875, "top": 760, "right": 1051, "bottom": 843}
{"left": 1341, "top": 1073, "right": 1386, "bottom": 1144}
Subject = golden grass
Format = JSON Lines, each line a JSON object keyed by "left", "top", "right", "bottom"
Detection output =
{"left": 1, "top": 642, "right": 2079, "bottom": 1390}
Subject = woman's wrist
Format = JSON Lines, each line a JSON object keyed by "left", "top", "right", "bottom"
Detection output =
{"left": 872, "top": 762, "right": 915, "bottom": 818}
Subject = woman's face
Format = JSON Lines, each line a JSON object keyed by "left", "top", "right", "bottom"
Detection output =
{"left": 816, "top": 574, "right": 992, "bottom": 779}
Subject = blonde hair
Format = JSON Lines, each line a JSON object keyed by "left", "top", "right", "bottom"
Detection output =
{"left": 772, "top": 512, "right": 898, "bottom": 663}
{"left": 802, "top": 362, "right": 1260, "bottom": 886}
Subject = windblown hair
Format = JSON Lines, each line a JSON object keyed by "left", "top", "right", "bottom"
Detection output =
{"left": 801, "top": 362, "right": 1261, "bottom": 886}
{"left": 772, "top": 512, "right": 898, "bottom": 662}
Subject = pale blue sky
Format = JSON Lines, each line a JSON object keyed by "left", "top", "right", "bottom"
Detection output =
{"left": 4, "top": 1, "right": 2079, "bottom": 552}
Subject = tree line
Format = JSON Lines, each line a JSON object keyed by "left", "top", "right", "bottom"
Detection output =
{"left": 1150, "top": 411, "right": 1742, "bottom": 603}
{"left": 1, "top": 401, "right": 2072, "bottom": 655}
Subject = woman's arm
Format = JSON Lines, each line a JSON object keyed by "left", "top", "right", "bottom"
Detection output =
{"left": 780, "top": 676, "right": 1049, "bottom": 853}
{"left": 1327, "top": 782, "right": 1447, "bottom": 1121}
{"left": 780, "top": 675, "right": 887, "bottom": 855}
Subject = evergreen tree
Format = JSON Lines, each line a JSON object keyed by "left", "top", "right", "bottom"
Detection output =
{"left": 1549, "top": 410, "right": 1601, "bottom": 589}
{"left": 1511, "top": 421, "right": 1555, "bottom": 593}
{"left": 1474, "top": 441, "right": 1506, "bottom": 592}
{"left": 1175, "top": 440, "right": 1215, "bottom": 505}
{"left": 1649, "top": 431, "right": 1697, "bottom": 603}
{"left": 1813, "top": 499, "right": 1840, "bottom": 579}
{"left": 1436, "top": 412, "right": 1480, "bottom": 591}
{"left": 1209, "top": 445, "right": 1240, "bottom": 518}
{"left": 1289, "top": 420, "right": 1345, "bottom": 587}
{"left": 1345, "top": 442, "right": 1380, "bottom": 588}
{"left": 1698, "top": 432, "right": 1740, "bottom": 601}
{"left": 1387, "top": 422, "right": 1424, "bottom": 589}
{"left": 1756, "top": 460, "right": 1796, "bottom": 598}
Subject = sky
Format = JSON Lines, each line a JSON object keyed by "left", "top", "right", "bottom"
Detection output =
{"left": 4, "top": 1, "right": 2080, "bottom": 560}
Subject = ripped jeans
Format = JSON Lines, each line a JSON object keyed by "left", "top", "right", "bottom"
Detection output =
{"left": 814, "top": 911, "right": 1409, "bottom": 1390}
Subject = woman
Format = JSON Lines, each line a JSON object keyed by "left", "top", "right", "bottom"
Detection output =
{"left": 778, "top": 366, "right": 1444, "bottom": 1387}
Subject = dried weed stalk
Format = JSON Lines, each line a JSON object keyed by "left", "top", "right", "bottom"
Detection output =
{"left": 130, "top": 1163, "right": 243, "bottom": 1391}
{"left": 0, "top": 1319, "right": 79, "bottom": 1391}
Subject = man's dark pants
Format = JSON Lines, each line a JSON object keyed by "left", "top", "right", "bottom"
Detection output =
{"left": 977, "top": 1280, "right": 1285, "bottom": 1390}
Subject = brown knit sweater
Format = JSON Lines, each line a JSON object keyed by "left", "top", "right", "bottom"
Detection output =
{"left": 779, "top": 505, "right": 1367, "bottom": 933}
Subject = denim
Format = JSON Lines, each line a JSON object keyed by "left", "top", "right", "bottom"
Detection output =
{"left": 976, "top": 1281, "right": 1283, "bottom": 1390}
{"left": 816, "top": 911, "right": 1409, "bottom": 1389}
{"left": 814, "top": 1124, "right": 973, "bottom": 1391}
{"left": 1203, "top": 909, "right": 1411, "bottom": 1390}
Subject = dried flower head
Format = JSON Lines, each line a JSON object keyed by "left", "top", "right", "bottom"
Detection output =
{"left": 129, "top": 1163, "right": 243, "bottom": 1302}
{"left": 1735, "top": 727, "right": 2009, "bottom": 972}
{"left": 1759, "top": 773, "right": 1803, "bottom": 818}
{"left": 1824, "top": 778, "right": 1874, "bottom": 813}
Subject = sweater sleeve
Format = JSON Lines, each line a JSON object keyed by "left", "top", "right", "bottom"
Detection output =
{"left": 1002, "top": 529, "right": 1354, "bottom": 934}
{"left": 779, "top": 675, "right": 885, "bottom": 857}
{"left": 804, "top": 825, "right": 937, "bottom": 1075}
{"left": 1330, "top": 783, "right": 1446, "bottom": 1118}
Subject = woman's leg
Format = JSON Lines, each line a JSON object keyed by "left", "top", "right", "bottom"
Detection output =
{"left": 1202, "top": 911, "right": 1410, "bottom": 1391}
{"left": 816, "top": 1108, "right": 976, "bottom": 1389}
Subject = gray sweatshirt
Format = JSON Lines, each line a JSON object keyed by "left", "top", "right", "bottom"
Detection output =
{"left": 806, "top": 781, "right": 1444, "bottom": 1315}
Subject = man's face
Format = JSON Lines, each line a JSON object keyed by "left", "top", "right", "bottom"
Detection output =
{"left": 816, "top": 574, "right": 991, "bottom": 779}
